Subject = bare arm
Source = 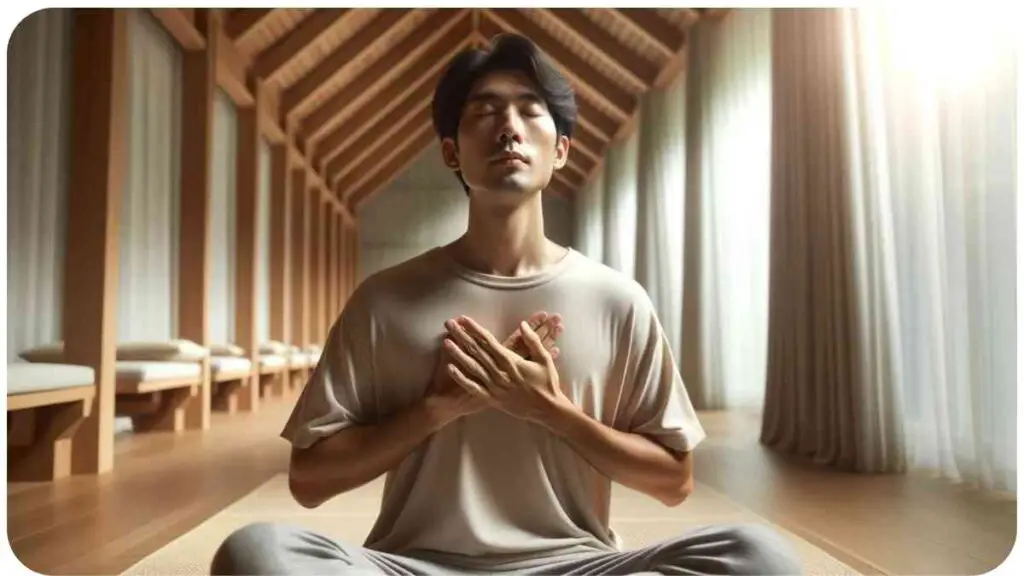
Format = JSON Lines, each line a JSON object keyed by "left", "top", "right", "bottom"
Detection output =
{"left": 288, "top": 395, "right": 455, "bottom": 508}
{"left": 542, "top": 401, "right": 693, "bottom": 506}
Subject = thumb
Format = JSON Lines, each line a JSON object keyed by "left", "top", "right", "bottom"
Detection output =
{"left": 520, "top": 320, "right": 551, "bottom": 364}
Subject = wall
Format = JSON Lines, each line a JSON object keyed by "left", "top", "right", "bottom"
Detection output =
{"left": 356, "top": 142, "right": 573, "bottom": 280}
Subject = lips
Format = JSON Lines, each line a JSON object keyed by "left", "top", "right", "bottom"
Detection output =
{"left": 491, "top": 152, "right": 529, "bottom": 165}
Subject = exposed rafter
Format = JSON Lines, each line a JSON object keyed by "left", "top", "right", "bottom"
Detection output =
{"left": 151, "top": 7, "right": 714, "bottom": 204}
{"left": 251, "top": 9, "right": 355, "bottom": 83}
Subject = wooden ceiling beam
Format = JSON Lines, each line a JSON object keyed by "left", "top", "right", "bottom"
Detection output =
{"left": 571, "top": 122, "right": 605, "bottom": 163}
{"left": 346, "top": 124, "right": 436, "bottom": 209}
{"left": 252, "top": 9, "right": 355, "bottom": 83}
{"left": 302, "top": 10, "right": 471, "bottom": 145}
{"left": 336, "top": 105, "right": 433, "bottom": 198}
{"left": 612, "top": 9, "right": 685, "bottom": 58}
{"left": 225, "top": 9, "right": 276, "bottom": 44}
{"left": 482, "top": 9, "right": 634, "bottom": 122}
{"left": 324, "top": 69, "right": 442, "bottom": 185}
{"left": 575, "top": 97, "right": 617, "bottom": 142}
{"left": 316, "top": 61, "right": 446, "bottom": 174}
{"left": 281, "top": 9, "right": 416, "bottom": 120}
{"left": 550, "top": 169, "right": 577, "bottom": 194}
{"left": 539, "top": 9, "right": 658, "bottom": 91}
{"left": 149, "top": 9, "right": 205, "bottom": 50}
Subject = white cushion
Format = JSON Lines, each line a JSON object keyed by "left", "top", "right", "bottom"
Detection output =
{"left": 259, "top": 341, "right": 290, "bottom": 355}
{"left": 116, "top": 361, "right": 201, "bottom": 385}
{"left": 18, "top": 342, "right": 65, "bottom": 363}
{"left": 259, "top": 355, "right": 288, "bottom": 369}
{"left": 210, "top": 356, "right": 252, "bottom": 375}
{"left": 208, "top": 343, "right": 246, "bottom": 357}
{"left": 7, "top": 363, "right": 95, "bottom": 395}
{"left": 117, "top": 339, "right": 208, "bottom": 362}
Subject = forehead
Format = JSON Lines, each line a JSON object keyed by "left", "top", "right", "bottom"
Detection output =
{"left": 467, "top": 69, "right": 539, "bottom": 99}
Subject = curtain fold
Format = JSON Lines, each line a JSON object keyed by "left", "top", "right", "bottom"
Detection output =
{"left": 761, "top": 8, "right": 864, "bottom": 469}
{"left": 680, "top": 10, "right": 773, "bottom": 411}
{"left": 208, "top": 89, "right": 237, "bottom": 346}
{"left": 635, "top": 76, "right": 686, "bottom": 356}
{"left": 762, "top": 7, "right": 1017, "bottom": 491}
{"left": 6, "top": 8, "right": 73, "bottom": 361}
{"left": 602, "top": 128, "right": 639, "bottom": 276}
{"left": 257, "top": 138, "right": 272, "bottom": 344}
{"left": 118, "top": 10, "right": 182, "bottom": 343}
{"left": 571, "top": 165, "right": 606, "bottom": 261}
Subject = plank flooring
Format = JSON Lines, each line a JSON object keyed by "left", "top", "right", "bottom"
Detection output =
{"left": 7, "top": 396, "right": 1016, "bottom": 575}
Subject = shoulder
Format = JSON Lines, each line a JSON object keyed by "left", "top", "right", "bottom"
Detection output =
{"left": 562, "top": 250, "right": 657, "bottom": 317}
{"left": 342, "top": 247, "right": 446, "bottom": 321}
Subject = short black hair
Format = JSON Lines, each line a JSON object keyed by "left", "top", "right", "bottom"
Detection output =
{"left": 431, "top": 33, "right": 577, "bottom": 192}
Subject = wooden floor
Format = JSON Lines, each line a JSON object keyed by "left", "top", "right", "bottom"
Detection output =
{"left": 7, "top": 393, "right": 1016, "bottom": 575}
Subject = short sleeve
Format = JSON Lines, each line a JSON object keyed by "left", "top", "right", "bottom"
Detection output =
{"left": 612, "top": 291, "right": 706, "bottom": 454}
{"left": 280, "top": 286, "right": 380, "bottom": 449}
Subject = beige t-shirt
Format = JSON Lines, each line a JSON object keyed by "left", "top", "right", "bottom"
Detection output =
{"left": 281, "top": 245, "right": 706, "bottom": 571}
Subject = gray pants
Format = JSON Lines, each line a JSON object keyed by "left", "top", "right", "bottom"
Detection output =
{"left": 210, "top": 522, "right": 803, "bottom": 575}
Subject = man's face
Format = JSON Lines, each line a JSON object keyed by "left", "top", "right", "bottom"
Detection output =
{"left": 441, "top": 70, "right": 569, "bottom": 204}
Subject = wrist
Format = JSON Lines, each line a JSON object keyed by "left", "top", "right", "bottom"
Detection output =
{"left": 538, "top": 394, "right": 581, "bottom": 435}
{"left": 420, "top": 394, "right": 458, "bottom": 431}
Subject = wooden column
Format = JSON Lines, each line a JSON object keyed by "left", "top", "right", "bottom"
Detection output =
{"left": 64, "top": 8, "right": 128, "bottom": 475}
{"left": 290, "top": 169, "right": 309, "bottom": 349}
{"left": 330, "top": 211, "right": 339, "bottom": 321}
{"left": 317, "top": 196, "right": 329, "bottom": 342}
{"left": 234, "top": 79, "right": 262, "bottom": 412}
{"left": 177, "top": 8, "right": 216, "bottom": 432}
{"left": 269, "top": 143, "right": 290, "bottom": 345}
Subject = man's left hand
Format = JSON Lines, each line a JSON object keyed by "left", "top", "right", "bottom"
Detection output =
{"left": 443, "top": 316, "right": 572, "bottom": 426}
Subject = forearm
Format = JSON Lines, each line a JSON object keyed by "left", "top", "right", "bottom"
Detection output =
{"left": 289, "top": 396, "right": 455, "bottom": 508}
{"left": 544, "top": 401, "right": 693, "bottom": 506}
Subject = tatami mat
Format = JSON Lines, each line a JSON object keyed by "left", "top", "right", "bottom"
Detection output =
{"left": 123, "top": 474, "right": 859, "bottom": 575}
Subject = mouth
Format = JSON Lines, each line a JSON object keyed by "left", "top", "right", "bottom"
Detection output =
{"left": 491, "top": 152, "right": 529, "bottom": 166}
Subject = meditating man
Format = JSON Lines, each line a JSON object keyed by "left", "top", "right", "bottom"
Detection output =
{"left": 211, "top": 34, "right": 801, "bottom": 575}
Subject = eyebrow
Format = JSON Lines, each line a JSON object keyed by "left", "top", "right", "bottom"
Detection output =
{"left": 466, "top": 90, "right": 544, "bottom": 104}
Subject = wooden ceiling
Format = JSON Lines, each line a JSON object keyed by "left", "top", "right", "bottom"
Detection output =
{"left": 160, "top": 8, "right": 722, "bottom": 212}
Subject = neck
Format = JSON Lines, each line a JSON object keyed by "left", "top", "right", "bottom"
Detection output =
{"left": 453, "top": 192, "right": 564, "bottom": 277}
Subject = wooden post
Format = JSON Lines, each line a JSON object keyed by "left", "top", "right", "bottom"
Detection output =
{"left": 234, "top": 78, "right": 262, "bottom": 412}
{"left": 269, "top": 143, "right": 290, "bottom": 346}
{"left": 290, "top": 169, "right": 309, "bottom": 349}
{"left": 65, "top": 8, "right": 129, "bottom": 475}
{"left": 178, "top": 8, "right": 217, "bottom": 431}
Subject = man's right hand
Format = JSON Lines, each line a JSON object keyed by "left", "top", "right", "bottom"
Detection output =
{"left": 426, "top": 311, "right": 562, "bottom": 423}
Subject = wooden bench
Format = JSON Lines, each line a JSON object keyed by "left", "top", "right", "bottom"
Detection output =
{"left": 114, "top": 361, "right": 202, "bottom": 433}
{"left": 210, "top": 356, "right": 257, "bottom": 414}
{"left": 7, "top": 363, "right": 96, "bottom": 482}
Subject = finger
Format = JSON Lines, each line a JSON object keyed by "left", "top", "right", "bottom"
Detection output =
{"left": 458, "top": 316, "right": 517, "bottom": 375}
{"left": 520, "top": 320, "right": 552, "bottom": 365}
{"left": 504, "top": 312, "right": 547, "bottom": 349}
{"left": 444, "top": 338, "right": 488, "bottom": 383}
{"left": 448, "top": 364, "right": 490, "bottom": 398}
{"left": 550, "top": 346, "right": 560, "bottom": 361}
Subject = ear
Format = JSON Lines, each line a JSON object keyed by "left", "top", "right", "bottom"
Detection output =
{"left": 440, "top": 138, "right": 460, "bottom": 171}
{"left": 552, "top": 135, "right": 570, "bottom": 170}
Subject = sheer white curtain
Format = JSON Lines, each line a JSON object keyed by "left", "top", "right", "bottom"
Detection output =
{"left": 6, "top": 8, "right": 73, "bottom": 362}
{"left": 762, "top": 6, "right": 1017, "bottom": 493}
{"left": 602, "top": 128, "right": 639, "bottom": 277}
{"left": 681, "top": 10, "right": 773, "bottom": 410}
{"left": 256, "top": 138, "right": 272, "bottom": 344}
{"left": 208, "top": 89, "right": 237, "bottom": 346}
{"left": 118, "top": 10, "right": 182, "bottom": 342}
{"left": 842, "top": 6, "right": 1017, "bottom": 492}
{"left": 635, "top": 76, "right": 686, "bottom": 356}
{"left": 571, "top": 165, "right": 606, "bottom": 261}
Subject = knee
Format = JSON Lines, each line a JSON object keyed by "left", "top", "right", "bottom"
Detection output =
{"left": 722, "top": 524, "right": 802, "bottom": 575}
{"left": 211, "top": 522, "right": 284, "bottom": 575}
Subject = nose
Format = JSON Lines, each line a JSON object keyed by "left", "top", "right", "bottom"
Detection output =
{"left": 495, "top": 106, "right": 525, "bottom": 146}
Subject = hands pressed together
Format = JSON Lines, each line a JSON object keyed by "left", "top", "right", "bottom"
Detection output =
{"left": 426, "top": 311, "right": 573, "bottom": 429}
